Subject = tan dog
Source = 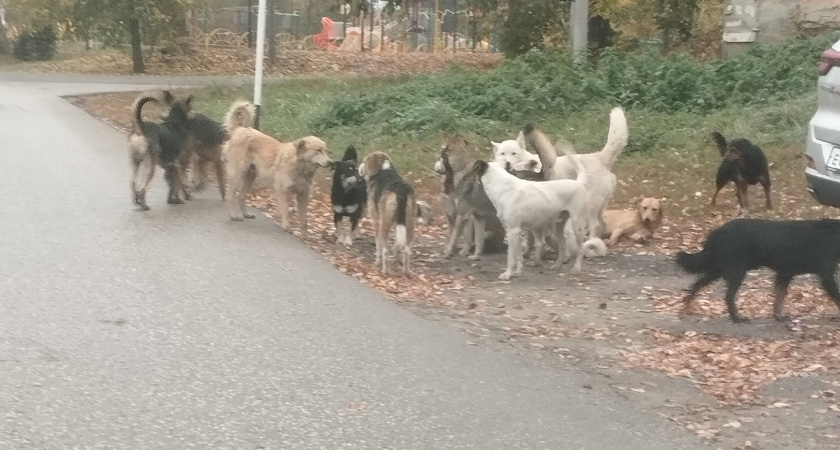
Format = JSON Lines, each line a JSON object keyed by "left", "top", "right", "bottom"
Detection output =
{"left": 222, "top": 101, "right": 332, "bottom": 238}
{"left": 602, "top": 197, "right": 664, "bottom": 245}
{"left": 359, "top": 151, "right": 417, "bottom": 275}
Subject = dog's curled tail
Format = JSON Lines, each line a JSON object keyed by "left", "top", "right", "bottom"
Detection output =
{"left": 675, "top": 250, "right": 708, "bottom": 274}
{"left": 523, "top": 123, "right": 559, "bottom": 174}
{"left": 394, "top": 184, "right": 413, "bottom": 250}
{"left": 597, "top": 107, "right": 629, "bottom": 168}
{"left": 710, "top": 131, "right": 728, "bottom": 157}
{"left": 582, "top": 237, "right": 608, "bottom": 258}
{"left": 131, "top": 93, "right": 160, "bottom": 135}
{"left": 224, "top": 100, "right": 256, "bottom": 132}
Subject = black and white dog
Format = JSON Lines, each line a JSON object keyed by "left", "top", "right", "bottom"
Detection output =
{"left": 331, "top": 145, "right": 367, "bottom": 246}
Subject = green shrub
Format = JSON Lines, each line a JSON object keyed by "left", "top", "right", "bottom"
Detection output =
{"left": 13, "top": 26, "right": 57, "bottom": 61}
{"left": 311, "top": 33, "right": 837, "bottom": 138}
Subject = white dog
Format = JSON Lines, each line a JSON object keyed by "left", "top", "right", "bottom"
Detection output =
{"left": 519, "top": 108, "right": 629, "bottom": 238}
{"left": 474, "top": 157, "right": 588, "bottom": 280}
{"left": 491, "top": 135, "right": 543, "bottom": 173}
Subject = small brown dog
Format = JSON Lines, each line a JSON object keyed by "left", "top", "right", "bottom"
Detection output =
{"left": 222, "top": 100, "right": 332, "bottom": 239}
{"left": 602, "top": 197, "right": 664, "bottom": 245}
{"left": 359, "top": 151, "right": 417, "bottom": 275}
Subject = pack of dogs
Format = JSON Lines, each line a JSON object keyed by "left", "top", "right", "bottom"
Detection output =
{"left": 128, "top": 90, "right": 840, "bottom": 324}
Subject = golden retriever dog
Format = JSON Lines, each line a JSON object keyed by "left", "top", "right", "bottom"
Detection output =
{"left": 602, "top": 197, "right": 664, "bottom": 245}
{"left": 222, "top": 101, "right": 332, "bottom": 238}
{"left": 358, "top": 151, "right": 417, "bottom": 276}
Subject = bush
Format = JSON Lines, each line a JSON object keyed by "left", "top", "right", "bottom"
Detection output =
{"left": 311, "top": 33, "right": 838, "bottom": 136}
{"left": 13, "top": 26, "right": 57, "bottom": 61}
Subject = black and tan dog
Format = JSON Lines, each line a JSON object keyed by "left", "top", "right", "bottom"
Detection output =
{"left": 359, "top": 151, "right": 416, "bottom": 276}
{"left": 434, "top": 137, "right": 505, "bottom": 260}
{"left": 677, "top": 218, "right": 840, "bottom": 323}
{"left": 710, "top": 132, "right": 772, "bottom": 216}
{"left": 162, "top": 92, "right": 250, "bottom": 201}
{"left": 128, "top": 90, "right": 193, "bottom": 210}
{"left": 331, "top": 145, "right": 367, "bottom": 246}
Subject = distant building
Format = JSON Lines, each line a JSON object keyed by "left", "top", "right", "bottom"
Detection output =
{"left": 722, "top": 0, "right": 840, "bottom": 56}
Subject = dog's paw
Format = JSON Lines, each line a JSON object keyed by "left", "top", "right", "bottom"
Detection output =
{"left": 731, "top": 315, "right": 751, "bottom": 324}
{"left": 136, "top": 204, "right": 150, "bottom": 212}
{"left": 498, "top": 271, "right": 512, "bottom": 281}
{"left": 773, "top": 314, "right": 790, "bottom": 322}
{"left": 183, "top": 192, "right": 193, "bottom": 201}
{"left": 193, "top": 182, "right": 207, "bottom": 192}
{"left": 525, "top": 260, "right": 540, "bottom": 268}
{"left": 467, "top": 254, "right": 481, "bottom": 261}
{"left": 230, "top": 215, "right": 244, "bottom": 221}
{"left": 168, "top": 198, "right": 185, "bottom": 205}
{"left": 458, "top": 248, "right": 471, "bottom": 258}
{"left": 244, "top": 213, "right": 256, "bottom": 219}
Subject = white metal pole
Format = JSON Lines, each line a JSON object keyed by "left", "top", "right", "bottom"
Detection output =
{"left": 570, "top": 0, "right": 588, "bottom": 59}
{"left": 253, "top": 0, "right": 267, "bottom": 129}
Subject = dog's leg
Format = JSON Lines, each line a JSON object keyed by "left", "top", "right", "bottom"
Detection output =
{"left": 550, "top": 217, "right": 571, "bottom": 270}
{"left": 214, "top": 159, "right": 226, "bottom": 201}
{"left": 378, "top": 216, "right": 393, "bottom": 275}
{"left": 461, "top": 217, "right": 475, "bottom": 256}
{"left": 527, "top": 229, "right": 545, "bottom": 267}
{"left": 710, "top": 185, "right": 724, "bottom": 206}
{"left": 772, "top": 274, "right": 793, "bottom": 322}
{"left": 164, "top": 165, "right": 185, "bottom": 205}
{"left": 273, "top": 184, "right": 291, "bottom": 231}
{"left": 736, "top": 182, "right": 750, "bottom": 217}
{"left": 682, "top": 273, "right": 718, "bottom": 306}
{"left": 499, "top": 227, "right": 522, "bottom": 281}
{"left": 443, "top": 214, "right": 469, "bottom": 259}
{"left": 238, "top": 167, "right": 257, "bottom": 219}
{"left": 334, "top": 213, "right": 344, "bottom": 245}
{"left": 131, "top": 155, "right": 154, "bottom": 211}
{"left": 570, "top": 220, "right": 584, "bottom": 273}
{"left": 723, "top": 271, "right": 749, "bottom": 323}
{"left": 760, "top": 176, "right": 772, "bottom": 210}
{"left": 349, "top": 213, "right": 361, "bottom": 245}
{"left": 817, "top": 272, "right": 840, "bottom": 321}
{"left": 607, "top": 227, "right": 624, "bottom": 246}
{"left": 469, "top": 217, "right": 486, "bottom": 261}
{"left": 296, "top": 191, "right": 311, "bottom": 240}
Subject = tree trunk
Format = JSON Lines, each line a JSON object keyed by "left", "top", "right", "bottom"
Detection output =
{"left": 267, "top": 0, "right": 276, "bottom": 66}
{"left": 368, "top": 1, "right": 374, "bottom": 51}
{"left": 129, "top": 17, "right": 145, "bottom": 73}
{"left": 0, "top": 20, "right": 9, "bottom": 55}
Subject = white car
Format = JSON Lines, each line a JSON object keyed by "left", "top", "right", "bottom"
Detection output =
{"left": 806, "top": 38, "right": 840, "bottom": 207}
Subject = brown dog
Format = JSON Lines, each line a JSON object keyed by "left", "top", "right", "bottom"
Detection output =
{"left": 359, "top": 151, "right": 417, "bottom": 275}
{"left": 222, "top": 101, "right": 332, "bottom": 239}
{"left": 602, "top": 197, "right": 664, "bottom": 245}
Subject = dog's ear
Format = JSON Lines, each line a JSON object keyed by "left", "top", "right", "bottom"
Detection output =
{"left": 296, "top": 139, "right": 307, "bottom": 155}
{"left": 473, "top": 160, "right": 489, "bottom": 179}
{"left": 516, "top": 131, "right": 527, "bottom": 149}
{"left": 634, "top": 195, "right": 644, "bottom": 205}
{"left": 490, "top": 141, "right": 500, "bottom": 153}
{"left": 342, "top": 145, "right": 358, "bottom": 162}
{"left": 184, "top": 95, "right": 195, "bottom": 109}
{"left": 161, "top": 90, "right": 175, "bottom": 105}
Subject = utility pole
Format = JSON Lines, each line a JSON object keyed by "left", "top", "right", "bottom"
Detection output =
{"left": 570, "top": 0, "right": 588, "bottom": 59}
{"left": 253, "top": 0, "right": 267, "bottom": 129}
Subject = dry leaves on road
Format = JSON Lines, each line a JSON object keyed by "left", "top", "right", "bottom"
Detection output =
{"left": 624, "top": 327, "right": 840, "bottom": 404}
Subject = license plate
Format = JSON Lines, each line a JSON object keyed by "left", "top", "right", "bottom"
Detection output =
{"left": 827, "top": 147, "right": 840, "bottom": 171}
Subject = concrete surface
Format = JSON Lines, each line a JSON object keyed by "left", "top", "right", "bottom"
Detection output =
{"left": 0, "top": 74, "right": 710, "bottom": 449}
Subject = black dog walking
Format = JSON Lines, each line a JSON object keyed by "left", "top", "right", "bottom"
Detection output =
{"left": 709, "top": 132, "right": 772, "bottom": 215}
{"left": 676, "top": 218, "right": 840, "bottom": 323}
{"left": 331, "top": 145, "right": 367, "bottom": 246}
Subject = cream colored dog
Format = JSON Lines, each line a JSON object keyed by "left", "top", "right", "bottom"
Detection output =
{"left": 222, "top": 101, "right": 332, "bottom": 238}
{"left": 602, "top": 197, "right": 664, "bottom": 245}
{"left": 524, "top": 107, "right": 629, "bottom": 238}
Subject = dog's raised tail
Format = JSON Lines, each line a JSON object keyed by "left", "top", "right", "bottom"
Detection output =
{"left": 675, "top": 250, "right": 708, "bottom": 274}
{"left": 597, "top": 107, "right": 629, "bottom": 168}
{"left": 224, "top": 100, "right": 256, "bottom": 132}
{"left": 523, "top": 123, "right": 559, "bottom": 174}
{"left": 394, "top": 184, "right": 413, "bottom": 250}
{"left": 131, "top": 93, "right": 160, "bottom": 135}
{"left": 710, "top": 132, "right": 728, "bottom": 157}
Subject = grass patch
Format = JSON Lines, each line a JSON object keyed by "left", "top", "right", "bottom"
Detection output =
{"left": 191, "top": 78, "right": 815, "bottom": 177}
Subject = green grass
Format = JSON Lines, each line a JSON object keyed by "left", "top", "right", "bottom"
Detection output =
{"left": 191, "top": 77, "right": 814, "bottom": 177}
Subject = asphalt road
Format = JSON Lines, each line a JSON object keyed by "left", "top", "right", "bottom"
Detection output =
{"left": 0, "top": 74, "right": 710, "bottom": 449}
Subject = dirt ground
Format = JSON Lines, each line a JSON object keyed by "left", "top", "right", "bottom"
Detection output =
{"left": 70, "top": 92, "right": 840, "bottom": 449}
